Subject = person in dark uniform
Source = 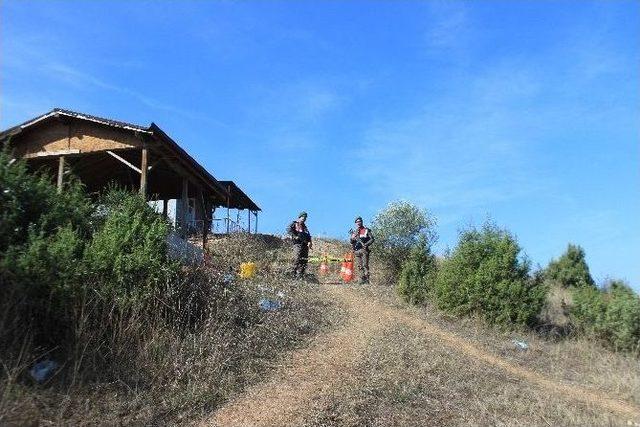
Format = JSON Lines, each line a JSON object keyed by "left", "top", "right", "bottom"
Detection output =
{"left": 350, "top": 216, "right": 374, "bottom": 284}
{"left": 288, "top": 211, "right": 312, "bottom": 278}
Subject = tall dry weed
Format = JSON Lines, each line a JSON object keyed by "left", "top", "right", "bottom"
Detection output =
{"left": 0, "top": 234, "right": 335, "bottom": 425}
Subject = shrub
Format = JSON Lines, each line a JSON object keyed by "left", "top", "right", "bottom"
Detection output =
{"left": 0, "top": 153, "right": 336, "bottom": 424}
{"left": 84, "top": 188, "right": 177, "bottom": 305}
{"left": 571, "top": 280, "right": 640, "bottom": 354}
{"left": 396, "top": 235, "right": 437, "bottom": 305}
{"left": 545, "top": 244, "right": 595, "bottom": 288}
{"left": 371, "top": 200, "right": 437, "bottom": 280}
{"left": 433, "top": 222, "right": 547, "bottom": 326}
{"left": 0, "top": 154, "right": 176, "bottom": 369}
{"left": 0, "top": 150, "right": 94, "bottom": 348}
{"left": 0, "top": 148, "right": 93, "bottom": 254}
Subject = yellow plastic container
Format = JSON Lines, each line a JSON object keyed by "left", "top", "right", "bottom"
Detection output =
{"left": 240, "top": 262, "right": 257, "bottom": 279}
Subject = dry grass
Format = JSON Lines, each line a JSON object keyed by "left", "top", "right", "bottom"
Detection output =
{"left": 304, "top": 286, "right": 639, "bottom": 426}
{"left": 0, "top": 234, "right": 339, "bottom": 425}
{"left": 205, "top": 286, "right": 373, "bottom": 427}
{"left": 4, "top": 236, "right": 639, "bottom": 426}
{"left": 538, "top": 284, "right": 574, "bottom": 334}
{"left": 306, "top": 324, "right": 621, "bottom": 427}
{"left": 367, "top": 285, "right": 640, "bottom": 403}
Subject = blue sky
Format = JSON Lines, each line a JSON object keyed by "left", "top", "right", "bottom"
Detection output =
{"left": 2, "top": 1, "right": 639, "bottom": 289}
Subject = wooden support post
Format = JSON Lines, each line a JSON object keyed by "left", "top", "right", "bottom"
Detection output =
{"left": 162, "top": 199, "right": 168, "bottom": 218}
{"left": 248, "top": 210, "right": 251, "bottom": 234}
{"left": 202, "top": 221, "right": 207, "bottom": 250}
{"left": 57, "top": 156, "right": 65, "bottom": 192}
{"left": 139, "top": 148, "right": 148, "bottom": 197}
{"left": 181, "top": 178, "right": 189, "bottom": 237}
{"left": 254, "top": 211, "right": 258, "bottom": 234}
{"left": 226, "top": 184, "right": 231, "bottom": 233}
{"left": 197, "top": 187, "right": 207, "bottom": 250}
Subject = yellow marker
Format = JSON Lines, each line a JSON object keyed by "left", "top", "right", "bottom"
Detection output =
{"left": 240, "top": 262, "right": 257, "bottom": 279}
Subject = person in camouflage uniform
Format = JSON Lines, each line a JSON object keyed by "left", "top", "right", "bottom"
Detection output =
{"left": 288, "top": 211, "right": 312, "bottom": 278}
{"left": 350, "top": 216, "right": 374, "bottom": 284}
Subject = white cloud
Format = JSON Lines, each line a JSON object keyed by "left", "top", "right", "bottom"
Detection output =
{"left": 349, "top": 61, "right": 552, "bottom": 213}
{"left": 426, "top": 1, "right": 470, "bottom": 50}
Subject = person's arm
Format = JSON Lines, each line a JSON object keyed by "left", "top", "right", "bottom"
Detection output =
{"left": 288, "top": 222, "right": 299, "bottom": 241}
{"left": 364, "top": 229, "right": 375, "bottom": 248}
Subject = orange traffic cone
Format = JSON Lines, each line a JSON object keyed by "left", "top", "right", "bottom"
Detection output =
{"left": 319, "top": 256, "right": 329, "bottom": 275}
{"left": 340, "top": 252, "right": 354, "bottom": 283}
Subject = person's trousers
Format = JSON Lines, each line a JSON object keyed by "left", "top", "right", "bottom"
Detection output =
{"left": 291, "top": 244, "right": 309, "bottom": 277}
{"left": 354, "top": 248, "right": 370, "bottom": 281}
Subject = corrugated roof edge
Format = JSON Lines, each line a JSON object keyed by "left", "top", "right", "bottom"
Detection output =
{"left": 0, "top": 108, "right": 152, "bottom": 141}
{"left": 218, "top": 180, "right": 261, "bottom": 211}
{"left": 147, "top": 123, "right": 228, "bottom": 201}
{"left": 52, "top": 108, "right": 151, "bottom": 132}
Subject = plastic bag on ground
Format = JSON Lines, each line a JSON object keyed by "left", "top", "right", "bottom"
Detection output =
{"left": 29, "top": 359, "right": 58, "bottom": 383}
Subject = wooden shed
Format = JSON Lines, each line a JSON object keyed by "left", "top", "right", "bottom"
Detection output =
{"left": 0, "top": 108, "right": 261, "bottom": 242}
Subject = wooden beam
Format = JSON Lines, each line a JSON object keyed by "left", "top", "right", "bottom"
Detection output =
{"left": 226, "top": 183, "right": 231, "bottom": 233}
{"left": 139, "top": 147, "right": 148, "bottom": 197}
{"left": 255, "top": 211, "right": 258, "bottom": 234}
{"left": 162, "top": 199, "right": 168, "bottom": 218}
{"left": 198, "top": 187, "right": 207, "bottom": 249}
{"left": 106, "top": 150, "right": 141, "bottom": 174}
{"left": 148, "top": 141, "right": 228, "bottom": 202}
{"left": 24, "top": 149, "right": 80, "bottom": 159}
{"left": 181, "top": 178, "right": 189, "bottom": 237}
{"left": 57, "top": 156, "right": 65, "bottom": 192}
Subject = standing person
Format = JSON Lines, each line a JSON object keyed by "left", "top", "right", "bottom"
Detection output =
{"left": 350, "top": 216, "right": 374, "bottom": 284}
{"left": 288, "top": 211, "right": 312, "bottom": 279}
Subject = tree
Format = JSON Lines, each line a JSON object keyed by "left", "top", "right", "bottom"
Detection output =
{"left": 545, "top": 244, "right": 595, "bottom": 288}
{"left": 371, "top": 200, "right": 437, "bottom": 278}
{"left": 396, "top": 234, "right": 437, "bottom": 304}
{"left": 572, "top": 279, "right": 640, "bottom": 354}
{"left": 433, "top": 221, "right": 547, "bottom": 326}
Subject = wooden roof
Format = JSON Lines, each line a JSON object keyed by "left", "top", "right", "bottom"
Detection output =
{"left": 1, "top": 108, "right": 260, "bottom": 211}
{"left": 218, "top": 181, "right": 261, "bottom": 212}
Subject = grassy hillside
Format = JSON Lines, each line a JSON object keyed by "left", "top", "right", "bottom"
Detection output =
{"left": 0, "top": 233, "right": 338, "bottom": 425}
{"left": 1, "top": 154, "right": 637, "bottom": 425}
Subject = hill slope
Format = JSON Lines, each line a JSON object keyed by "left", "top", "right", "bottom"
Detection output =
{"left": 202, "top": 280, "right": 640, "bottom": 426}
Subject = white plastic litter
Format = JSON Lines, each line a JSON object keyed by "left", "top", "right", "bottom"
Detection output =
{"left": 29, "top": 359, "right": 58, "bottom": 383}
{"left": 259, "top": 298, "right": 283, "bottom": 312}
{"left": 513, "top": 339, "right": 529, "bottom": 350}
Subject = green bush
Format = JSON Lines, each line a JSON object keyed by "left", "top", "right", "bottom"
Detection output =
{"left": 396, "top": 235, "right": 437, "bottom": 305}
{"left": 0, "top": 149, "right": 93, "bottom": 253}
{"left": 0, "top": 152, "right": 177, "bottom": 358}
{"left": 545, "top": 243, "right": 595, "bottom": 288}
{"left": 433, "top": 222, "right": 547, "bottom": 326}
{"left": 571, "top": 280, "right": 640, "bottom": 354}
{"left": 0, "top": 152, "right": 174, "bottom": 308}
{"left": 3, "top": 225, "right": 85, "bottom": 295}
{"left": 84, "top": 188, "right": 177, "bottom": 305}
{"left": 371, "top": 200, "right": 437, "bottom": 279}
{"left": 1, "top": 152, "right": 336, "bottom": 424}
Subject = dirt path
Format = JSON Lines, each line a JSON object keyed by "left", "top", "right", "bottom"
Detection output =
{"left": 202, "top": 286, "right": 394, "bottom": 427}
{"left": 203, "top": 286, "right": 640, "bottom": 426}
